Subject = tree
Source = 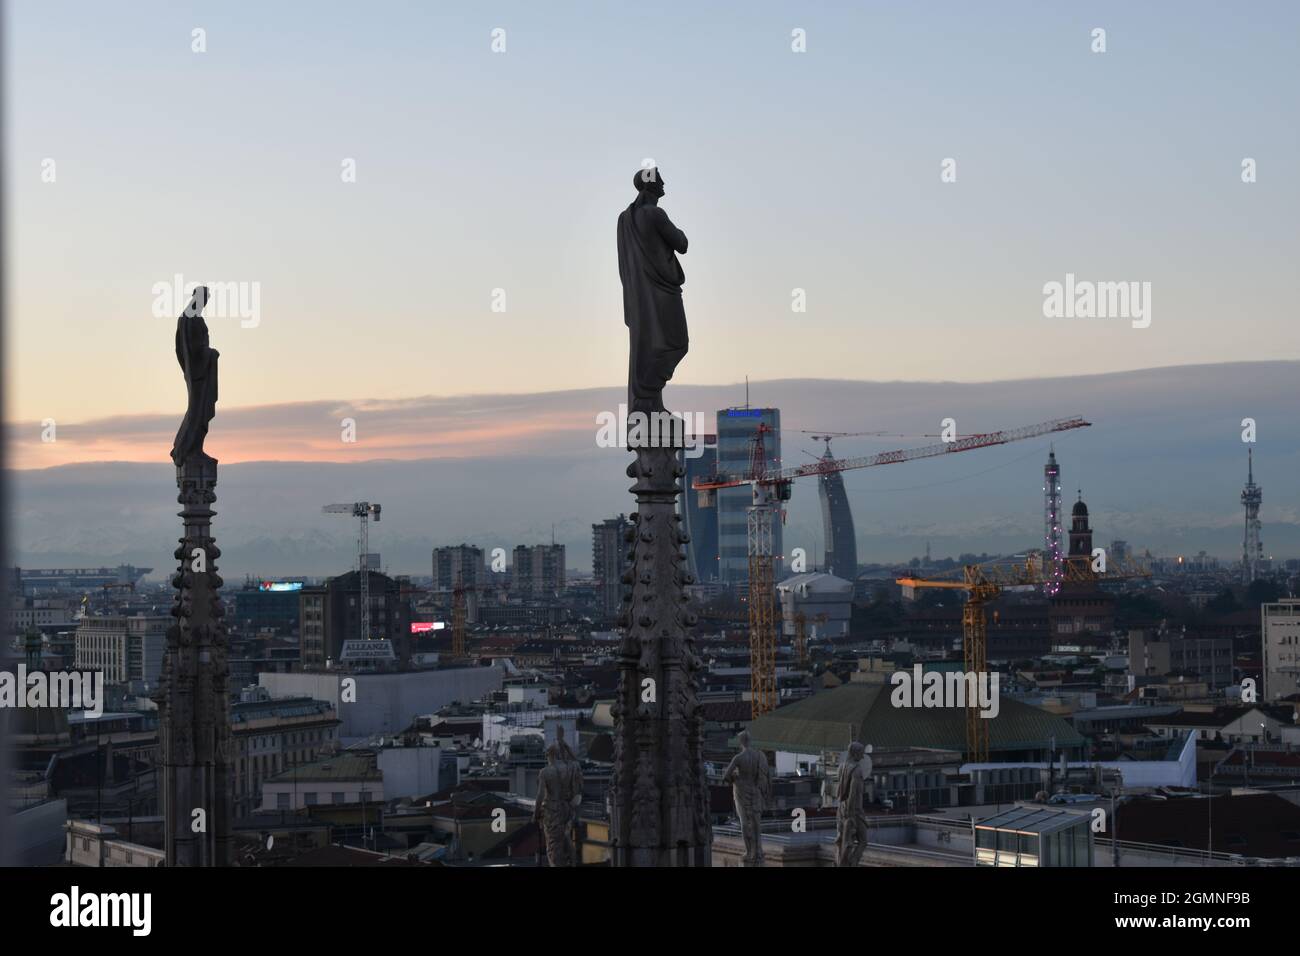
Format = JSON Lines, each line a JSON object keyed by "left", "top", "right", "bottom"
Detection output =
{"left": 1245, "top": 579, "right": 1281, "bottom": 605}
{"left": 1205, "top": 588, "right": 1239, "bottom": 615}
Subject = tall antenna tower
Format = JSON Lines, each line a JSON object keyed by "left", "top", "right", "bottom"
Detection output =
{"left": 1241, "top": 449, "right": 1263, "bottom": 584}
{"left": 1043, "top": 448, "right": 1064, "bottom": 595}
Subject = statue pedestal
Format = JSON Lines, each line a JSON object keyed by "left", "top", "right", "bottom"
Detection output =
{"left": 157, "top": 456, "right": 231, "bottom": 866}
{"left": 609, "top": 434, "right": 711, "bottom": 866}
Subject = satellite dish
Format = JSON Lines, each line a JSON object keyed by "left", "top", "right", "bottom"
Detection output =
{"left": 266, "top": 834, "right": 275, "bottom": 851}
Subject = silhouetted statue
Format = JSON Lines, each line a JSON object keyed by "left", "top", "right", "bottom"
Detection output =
{"left": 617, "top": 167, "right": 688, "bottom": 415}
{"left": 171, "top": 286, "right": 218, "bottom": 468}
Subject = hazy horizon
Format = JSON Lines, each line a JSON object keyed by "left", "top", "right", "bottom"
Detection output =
{"left": 11, "top": 363, "right": 1297, "bottom": 576}
{"left": 8, "top": 358, "right": 1294, "bottom": 470}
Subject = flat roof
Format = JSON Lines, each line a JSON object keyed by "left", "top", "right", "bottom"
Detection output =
{"left": 265, "top": 753, "right": 381, "bottom": 783}
{"left": 976, "top": 804, "right": 1089, "bottom": 836}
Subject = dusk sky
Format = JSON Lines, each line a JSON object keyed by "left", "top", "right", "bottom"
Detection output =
{"left": 8, "top": 1, "right": 1298, "bottom": 465}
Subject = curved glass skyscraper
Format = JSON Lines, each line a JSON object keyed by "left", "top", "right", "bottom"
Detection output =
{"left": 817, "top": 446, "right": 857, "bottom": 582}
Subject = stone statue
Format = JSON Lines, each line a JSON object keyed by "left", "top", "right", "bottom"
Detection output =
{"left": 835, "top": 741, "right": 872, "bottom": 868}
{"left": 553, "top": 724, "right": 578, "bottom": 764}
{"left": 722, "top": 730, "right": 771, "bottom": 866}
{"left": 535, "top": 742, "right": 582, "bottom": 867}
{"left": 159, "top": 282, "right": 232, "bottom": 865}
{"left": 617, "top": 166, "right": 688, "bottom": 415}
{"left": 171, "top": 286, "right": 219, "bottom": 468}
{"left": 553, "top": 724, "right": 585, "bottom": 823}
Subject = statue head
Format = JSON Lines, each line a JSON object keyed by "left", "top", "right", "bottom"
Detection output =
{"left": 738, "top": 730, "right": 751, "bottom": 750}
{"left": 546, "top": 743, "right": 560, "bottom": 765}
{"left": 848, "top": 741, "right": 865, "bottom": 761}
{"left": 634, "top": 166, "right": 665, "bottom": 198}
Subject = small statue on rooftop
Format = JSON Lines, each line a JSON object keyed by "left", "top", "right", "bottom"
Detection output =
{"left": 835, "top": 741, "right": 872, "bottom": 867}
{"left": 535, "top": 741, "right": 582, "bottom": 867}
{"left": 723, "top": 730, "right": 771, "bottom": 866}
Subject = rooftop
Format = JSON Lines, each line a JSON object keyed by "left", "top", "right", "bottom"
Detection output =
{"left": 265, "top": 752, "right": 380, "bottom": 784}
{"left": 976, "top": 804, "right": 1091, "bottom": 836}
{"left": 745, "top": 682, "right": 1085, "bottom": 755}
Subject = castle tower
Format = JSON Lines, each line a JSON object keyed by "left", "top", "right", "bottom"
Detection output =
{"left": 1067, "top": 492, "right": 1093, "bottom": 574}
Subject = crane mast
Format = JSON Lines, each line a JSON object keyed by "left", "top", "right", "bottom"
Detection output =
{"left": 897, "top": 557, "right": 1149, "bottom": 762}
{"left": 748, "top": 425, "right": 777, "bottom": 716}
{"left": 322, "top": 502, "right": 382, "bottom": 644}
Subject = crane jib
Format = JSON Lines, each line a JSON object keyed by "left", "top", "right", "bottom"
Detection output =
{"left": 691, "top": 415, "right": 1090, "bottom": 490}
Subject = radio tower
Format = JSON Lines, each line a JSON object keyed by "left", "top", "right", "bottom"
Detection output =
{"left": 1043, "top": 447, "right": 1064, "bottom": 595}
{"left": 1241, "top": 449, "right": 1262, "bottom": 584}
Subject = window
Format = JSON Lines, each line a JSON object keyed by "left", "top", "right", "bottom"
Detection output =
{"left": 996, "top": 829, "right": 1016, "bottom": 865}
{"left": 276, "top": 793, "right": 290, "bottom": 810}
{"left": 1073, "top": 823, "right": 1090, "bottom": 866}
{"left": 305, "top": 792, "right": 318, "bottom": 806}
{"left": 332, "top": 792, "right": 345, "bottom": 804}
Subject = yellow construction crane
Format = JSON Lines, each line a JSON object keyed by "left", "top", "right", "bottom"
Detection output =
{"left": 450, "top": 583, "right": 481, "bottom": 660}
{"left": 794, "top": 612, "right": 807, "bottom": 669}
{"left": 322, "top": 501, "right": 382, "bottom": 642}
{"left": 452, "top": 585, "right": 467, "bottom": 659}
{"left": 896, "top": 557, "right": 1149, "bottom": 763}
{"left": 693, "top": 416, "right": 1092, "bottom": 719}
{"left": 793, "top": 611, "right": 827, "bottom": 669}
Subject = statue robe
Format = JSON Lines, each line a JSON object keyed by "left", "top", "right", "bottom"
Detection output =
{"left": 171, "top": 311, "right": 219, "bottom": 467}
{"left": 723, "top": 747, "right": 771, "bottom": 864}
{"left": 617, "top": 195, "right": 688, "bottom": 414}
{"left": 536, "top": 760, "right": 578, "bottom": 866}
{"left": 835, "top": 756, "right": 870, "bottom": 867}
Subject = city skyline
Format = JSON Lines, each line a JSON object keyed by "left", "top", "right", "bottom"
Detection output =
{"left": 5, "top": 0, "right": 1299, "bottom": 898}
{"left": 10, "top": 359, "right": 1296, "bottom": 578}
